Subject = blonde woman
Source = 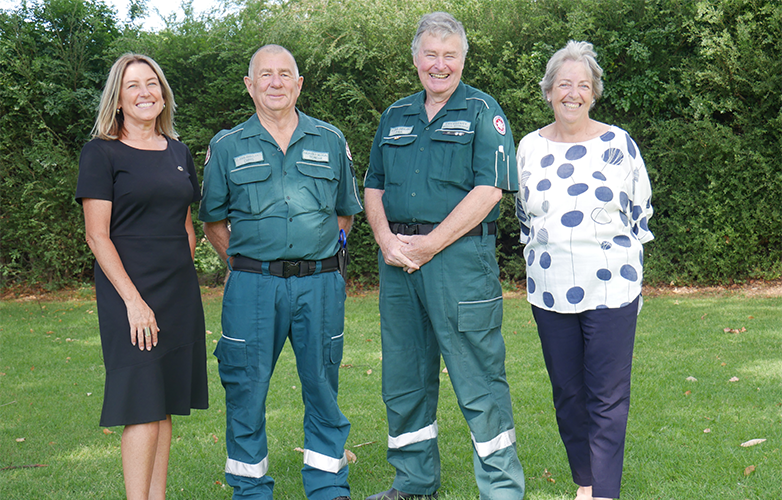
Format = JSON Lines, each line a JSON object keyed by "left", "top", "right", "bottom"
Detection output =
{"left": 76, "top": 53, "right": 207, "bottom": 499}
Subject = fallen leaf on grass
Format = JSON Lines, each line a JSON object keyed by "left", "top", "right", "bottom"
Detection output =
{"left": 212, "top": 434, "right": 219, "bottom": 443}
{"left": 206, "top": 330, "right": 212, "bottom": 335}
{"left": 684, "top": 390, "right": 691, "bottom": 396}
{"left": 16, "top": 438, "right": 25, "bottom": 442}
{"left": 686, "top": 376, "right": 698, "bottom": 382}
{"left": 442, "top": 367, "right": 448, "bottom": 374}
{"left": 729, "top": 377, "right": 740, "bottom": 382}
{"left": 366, "top": 369, "right": 372, "bottom": 375}
{"left": 345, "top": 450, "right": 357, "bottom": 463}
{"left": 352, "top": 441, "right": 376, "bottom": 448}
{"left": 294, "top": 447, "right": 305, "bottom": 453}
{"left": 704, "top": 428, "right": 711, "bottom": 433}
{"left": 740, "top": 439, "right": 766, "bottom": 448}
{"left": 340, "top": 364, "right": 353, "bottom": 368}
{"left": 723, "top": 327, "right": 747, "bottom": 334}
{"left": 215, "top": 480, "right": 223, "bottom": 486}
{"left": 103, "top": 428, "right": 114, "bottom": 435}
{"left": 744, "top": 465, "right": 755, "bottom": 476}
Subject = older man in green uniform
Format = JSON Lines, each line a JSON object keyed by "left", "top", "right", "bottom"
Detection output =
{"left": 200, "top": 45, "right": 362, "bottom": 500}
{"left": 364, "top": 12, "right": 525, "bottom": 500}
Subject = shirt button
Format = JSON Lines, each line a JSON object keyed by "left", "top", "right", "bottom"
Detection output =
{"left": 284, "top": 171, "right": 287, "bottom": 176}
{"left": 415, "top": 169, "right": 420, "bottom": 174}
{"left": 419, "top": 147, "right": 424, "bottom": 152}
{"left": 289, "top": 244, "right": 293, "bottom": 248}
{"left": 289, "top": 218, "right": 293, "bottom": 222}
{"left": 412, "top": 218, "right": 417, "bottom": 222}
{"left": 425, "top": 127, "right": 429, "bottom": 131}
{"left": 411, "top": 192, "right": 416, "bottom": 197}
{"left": 286, "top": 196, "right": 290, "bottom": 200}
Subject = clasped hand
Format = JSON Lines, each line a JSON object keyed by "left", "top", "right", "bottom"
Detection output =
{"left": 382, "top": 233, "right": 437, "bottom": 274}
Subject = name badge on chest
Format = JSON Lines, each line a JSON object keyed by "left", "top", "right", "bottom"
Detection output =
{"left": 302, "top": 150, "right": 329, "bottom": 162}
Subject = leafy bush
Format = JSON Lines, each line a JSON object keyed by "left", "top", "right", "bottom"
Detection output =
{"left": 2, "top": 0, "right": 781, "bottom": 288}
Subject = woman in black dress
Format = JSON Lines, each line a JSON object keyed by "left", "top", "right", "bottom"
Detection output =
{"left": 76, "top": 54, "right": 208, "bottom": 499}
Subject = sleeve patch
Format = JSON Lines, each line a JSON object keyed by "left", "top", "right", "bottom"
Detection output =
{"left": 204, "top": 145, "right": 212, "bottom": 165}
{"left": 345, "top": 141, "right": 353, "bottom": 161}
{"left": 493, "top": 115, "right": 507, "bottom": 136}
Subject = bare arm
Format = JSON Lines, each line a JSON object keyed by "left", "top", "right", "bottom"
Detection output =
{"left": 203, "top": 220, "right": 231, "bottom": 264}
{"left": 364, "top": 188, "right": 418, "bottom": 270}
{"left": 185, "top": 207, "right": 197, "bottom": 260}
{"left": 338, "top": 215, "right": 354, "bottom": 235}
{"left": 400, "top": 185, "right": 503, "bottom": 269}
{"left": 82, "top": 198, "right": 158, "bottom": 350}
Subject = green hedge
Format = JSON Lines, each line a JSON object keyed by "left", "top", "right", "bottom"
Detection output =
{"left": 2, "top": 0, "right": 781, "bottom": 288}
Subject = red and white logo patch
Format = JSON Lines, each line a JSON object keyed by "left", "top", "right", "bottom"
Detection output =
{"left": 204, "top": 145, "right": 212, "bottom": 165}
{"left": 493, "top": 115, "right": 506, "bottom": 136}
{"left": 345, "top": 141, "right": 353, "bottom": 161}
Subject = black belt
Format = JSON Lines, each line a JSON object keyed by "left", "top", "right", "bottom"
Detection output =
{"left": 232, "top": 255, "right": 339, "bottom": 278}
{"left": 389, "top": 221, "right": 496, "bottom": 237}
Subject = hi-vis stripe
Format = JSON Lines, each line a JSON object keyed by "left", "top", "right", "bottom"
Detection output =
{"left": 471, "top": 428, "right": 516, "bottom": 458}
{"left": 225, "top": 455, "right": 269, "bottom": 478}
{"left": 388, "top": 421, "right": 438, "bottom": 449}
{"left": 303, "top": 449, "right": 349, "bottom": 473}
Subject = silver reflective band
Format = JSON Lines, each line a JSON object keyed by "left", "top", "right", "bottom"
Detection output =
{"left": 303, "top": 449, "right": 348, "bottom": 474}
{"left": 471, "top": 428, "right": 516, "bottom": 458}
{"left": 225, "top": 456, "right": 269, "bottom": 478}
{"left": 388, "top": 421, "right": 438, "bottom": 449}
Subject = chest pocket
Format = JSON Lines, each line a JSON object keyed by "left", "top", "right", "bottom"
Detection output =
{"left": 294, "top": 162, "right": 338, "bottom": 213}
{"left": 380, "top": 135, "right": 417, "bottom": 186}
{"left": 430, "top": 132, "right": 474, "bottom": 186}
{"left": 229, "top": 164, "right": 273, "bottom": 215}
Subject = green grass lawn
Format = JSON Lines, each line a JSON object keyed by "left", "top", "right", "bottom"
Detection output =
{"left": 1, "top": 290, "right": 780, "bottom": 499}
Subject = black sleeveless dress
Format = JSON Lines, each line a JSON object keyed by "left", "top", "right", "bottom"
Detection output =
{"left": 76, "top": 138, "right": 208, "bottom": 427}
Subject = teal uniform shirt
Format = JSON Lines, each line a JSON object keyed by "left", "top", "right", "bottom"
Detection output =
{"left": 365, "top": 82, "right": 518, "bottom": 223}
{"left": 199, "top": 111, "right": 363, "bottom": 261}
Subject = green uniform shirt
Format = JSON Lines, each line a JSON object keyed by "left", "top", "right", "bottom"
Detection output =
{"left": 199, "top": 111, "right": 363, "bottom": 261}
{"left": 366, "top": 82, "right": 517, "bottom": 224}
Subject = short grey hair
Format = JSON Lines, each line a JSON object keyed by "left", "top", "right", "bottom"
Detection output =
{"left": 539, "top": 40, "right": 604, "bottom": 109}
{"left": 411, "top": 12, "right": 469, "bottom": 60}
{"left": 247, "top": 44, "right": 300, "bottom": 80}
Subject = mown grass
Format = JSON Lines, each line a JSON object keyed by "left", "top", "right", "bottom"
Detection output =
{"left": 1, "top": 290, "right": 780, "bottom": 499}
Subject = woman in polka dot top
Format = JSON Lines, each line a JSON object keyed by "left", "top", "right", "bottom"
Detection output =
{"left": 515, "top": 40, "right": 654, "bottom": 500}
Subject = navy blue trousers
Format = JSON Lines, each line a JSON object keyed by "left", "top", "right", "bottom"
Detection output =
{"left": 531, "top": 296, "right": 639, "bottom": 499}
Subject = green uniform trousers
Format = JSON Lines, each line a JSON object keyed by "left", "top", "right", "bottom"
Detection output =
{"left": 378, "top": 230, "right": 525, "bottom": 499}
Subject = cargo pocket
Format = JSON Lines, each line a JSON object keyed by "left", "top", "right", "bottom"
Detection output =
{"left": 380, "top": 135, "right": 417, "bottom": 186}
{"left": 430, "top": 132, "right": 474, "bottom": 185}
{"left": 229, "top": 164, "right": 273, "bottom": 214}
{"left": 457, "top": 296, "right": 503, "bottom": 332}
{"left": 295, "top": 162, "right": 337, "bottom": 212}
{"left": 325, "top": 331, "right": 344, "bottom": 365}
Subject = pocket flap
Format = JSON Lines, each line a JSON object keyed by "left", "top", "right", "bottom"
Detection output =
{"left": 214, "top": 335, "right": 248, "bottom": 367}
{"left": 457, "top": 296, "right": 503, "bottom": 332}
{"left": 431, "top": 131, "right": 474, "bottom": 145}
{"left": 296, "top": 162, "right": 336, "bottom": 180}
{"left": 230, "top": 164, "right": 272, "bottom": 185}
{"left": 380, "top": 135, "right": 417, "bottom": 147}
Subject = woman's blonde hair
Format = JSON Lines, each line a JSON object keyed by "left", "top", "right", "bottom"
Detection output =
{"left": 91, "top": 53, "right": 178, "bottom": 140}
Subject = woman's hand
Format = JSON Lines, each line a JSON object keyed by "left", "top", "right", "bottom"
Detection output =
{"left": 126, "top": 296, "right": 159, "bottom": 350}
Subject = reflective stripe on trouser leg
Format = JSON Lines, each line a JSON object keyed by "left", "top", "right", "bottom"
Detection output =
{"left": 288, "top": 272, "right": 351, "bottom": 500}
{"left": 422, "top": 236, "right": 525, "bottom": 499}
{"left": 379, "top": 252, "right": 441, "bottom": 496}
{"left": 217, "top": 270, "right": 291, "bottom": 499}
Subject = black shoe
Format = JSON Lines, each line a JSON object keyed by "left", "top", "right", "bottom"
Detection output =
{"left": 332, "top": 497, "right": 351, "bottom": 500}
{"left": 365, "top": 488, "right": 438, "bottom": 500}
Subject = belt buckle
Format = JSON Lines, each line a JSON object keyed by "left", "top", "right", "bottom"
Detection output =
{"left": 281, "top": 261, "right": 301, "bottom": 278}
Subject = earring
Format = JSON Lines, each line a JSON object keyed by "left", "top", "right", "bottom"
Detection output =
{"left": 116, "top": 108, "right": 121, "bottom": 115}
{"left": 163, "top": 103, "right": 166, "bottom": 109}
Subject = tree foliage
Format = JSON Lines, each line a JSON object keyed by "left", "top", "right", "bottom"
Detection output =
{"left": 1, "top": 0, "right": 781, "bottom": 288}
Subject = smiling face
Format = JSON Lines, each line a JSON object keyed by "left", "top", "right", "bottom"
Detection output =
{"left": 244, "top": 48, "right": 303, "bottom": 118}
{"left": 547, "top": 59, "right": 594, "bottom": 126}
{"left": 117, "top": 62, "right": 165, "bottom": 129}
{"left": 414, "top": 32, "right": 464, "bottom": 104}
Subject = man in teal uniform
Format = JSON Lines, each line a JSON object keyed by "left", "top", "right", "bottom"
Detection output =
{"left": 200, "top": 45, "right": 362, "bottom": 500}
{"left": 364, "top": 12, "right": 525, "bottom": 500}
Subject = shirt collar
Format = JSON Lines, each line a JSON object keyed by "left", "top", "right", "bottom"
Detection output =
{"left": 240, "top": 109, "right": 320, "bottom": 146}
